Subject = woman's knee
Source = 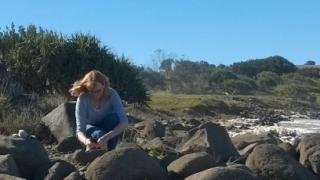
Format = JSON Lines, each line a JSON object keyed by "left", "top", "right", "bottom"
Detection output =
{"left": 85, "top": 124, "right": 106, "bottom": 140}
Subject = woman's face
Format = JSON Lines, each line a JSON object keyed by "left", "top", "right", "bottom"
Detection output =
{"left": 87, "top": 82, "right": 105, "bottom": 99}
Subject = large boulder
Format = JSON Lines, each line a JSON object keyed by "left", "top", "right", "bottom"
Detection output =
{"left": 167, "top": 152, "right": 217, "bottom": 179}
{"left": 85, "top": 144, "right": 167, "bottom": 180}
{"left": 231, "top": 133, "right": 280, "bottom": 150}
{"left": 278, "top": 142, "right": 297, "bottom": 159}
{"left": 34, "top": 160, "right": 77, "bottom": 180}
{"left": 246, "top": 144, "right": 318, "bottom": 180}
{"left": 0, "top": 154, "right": 21, "bottom": 177}
{"left": 0, "top": 174, "right": 26, "bottom": 180}
{"left": 64, "top": 171, "right": 83, "bottom": 180}
{"left": 71, "top": 149, "right": 107, "bottom": 165}
{"left": 41, "top": 101, "right": 82, "bottom": 152}
{"left": 185, "top": 165, "right": 259, "bottom": 180}
{"left": 179, "top": 122, "right": 240, "bottom": 161}
{"left": 42, "top": 160, "right": 77, "bottom": 180}
{"left": 297, "top": 133, "right": 320, "bottom": 174}
{"left": 0, "top": 136, "right": 50, "bottom": 179}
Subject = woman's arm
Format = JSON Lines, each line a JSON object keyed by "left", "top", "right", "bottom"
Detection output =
{"left": 97, "top": 121, "right": 128, "bottom": 145}
{"left": 77, "top": 131, "right": 101, "bottom": 148}
{"left": 97, "top": 89, "right": 128, "bottom": 146}
{"left": 75, "top": 94, "right": 99, "bottom": 147}
{"left": 77, "top": 131, "right": 90, "bottom": 145}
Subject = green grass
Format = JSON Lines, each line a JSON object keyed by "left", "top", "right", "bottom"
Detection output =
{"left": 147, "top": 91, "right": 246, "bottom": 118}
{"left": 148, "top": 91, "right": 214, "bottom": 110}
{"left": 145, "top": 91, "right": 320, "bottom": 119}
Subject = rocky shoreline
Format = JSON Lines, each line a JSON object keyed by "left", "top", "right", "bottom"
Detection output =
{"left": 0, "top": 101, "right": 320, "bottom": 179}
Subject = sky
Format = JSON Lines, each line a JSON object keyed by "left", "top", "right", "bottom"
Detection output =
{"left": 1, "top": 0, "right": 319, "bottom": 67}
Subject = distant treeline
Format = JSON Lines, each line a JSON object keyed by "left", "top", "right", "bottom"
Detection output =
{"left": 140, "top": 54, "right": 320, "bottom": 103}
{"left": 0, "top": 24, "right": 148, "bottom": 104}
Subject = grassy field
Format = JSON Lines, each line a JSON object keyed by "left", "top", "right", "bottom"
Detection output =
{"left": 146, "top": 91, "right": 320, "bottom": 118}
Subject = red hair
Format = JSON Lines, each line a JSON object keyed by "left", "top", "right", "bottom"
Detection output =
{"left": 69, "top": 70, "right": 110, "bottom": 97}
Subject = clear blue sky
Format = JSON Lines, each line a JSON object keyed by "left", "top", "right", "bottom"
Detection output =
{"left": 1, "top": 0, "right": 319, "bottom": 67}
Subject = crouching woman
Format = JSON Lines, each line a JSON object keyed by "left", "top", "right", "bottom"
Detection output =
{"left": 69, "top": 70, "right": 128, "bottom": 151}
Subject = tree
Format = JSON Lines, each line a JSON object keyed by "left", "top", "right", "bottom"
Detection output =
{"left": 304, "top": 60, "right": 316, "bottom": 65}
{"left": 159, "top": 58, "right": 175, "bottom": 91}
{"left": 231, "top": 56, "right": 297, "bottom": 77}
{"left": 151, "top": 49, "right": 176, "bottom": 71}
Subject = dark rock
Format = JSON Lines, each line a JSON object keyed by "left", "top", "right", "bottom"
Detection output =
{"left": 34, "top": 123, "right": 57, "bottom": 145}
{"left": 34, "top": 161, "right": 55, "bottom": 180}
{"left": 279, "top": 142, "right": 297, "bottom": 160}
{"left": 41, "top": 101, "right": 82, "bottom": 152}
{"left": 43, "top": 160, "right": 76, "bottom": 180}
{"left": 64, "top": 171, "right": 84, "bottom": 180}
{"left": 185, "top": 165, "right": 259, "bottom": 180}
{"left": 231, "top": 133, "right": 280, "bottom": 150}
{"left": 0, "top": 135, "right": 50, "bottom": 179}
{"left": 167, "top": 152, "right": 217, "bottom": 179}
{"left": 159, "top": 152, "right": 179, "bottom": 169}
{"left": 85, "top": 145, "right": 167, "bottom": 180}
{"left": 179, "top": 122, "right": 240, "bottom": 161}
{"left": 246, "top": 144, "right": 318, "bottom": 180}
{"left": 0, "top": 173, "right": 26, "bottom": 180}
{"left": 238, "top": 142, "right": 259, "bottom": 157}
{"left": 0, "top": 154, "right": 21, "bottom": 177}
{"left": 71, "top": 149, "right": 106, "bottom": 165}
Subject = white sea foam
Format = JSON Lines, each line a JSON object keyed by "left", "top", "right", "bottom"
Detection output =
{"left": 278, "top": 118, "right": 320, "bottom": 134}
{"left": 224, "top": 114, "right": 320, "bottom": 144}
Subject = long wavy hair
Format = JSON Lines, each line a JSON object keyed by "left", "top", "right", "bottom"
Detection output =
{"left": 69, "top": 70, "right": 110, "bottom": 97}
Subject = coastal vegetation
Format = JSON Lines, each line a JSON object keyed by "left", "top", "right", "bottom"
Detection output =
{"left": 1, "top": 24, "right": 319, "bottom": 135}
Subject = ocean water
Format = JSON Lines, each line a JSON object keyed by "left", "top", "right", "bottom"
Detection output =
{"left": 278, "top": 118, "right": 320, "bottom": 134}
{"left": 225, "top": 116, "right": 320, "bottom": 144}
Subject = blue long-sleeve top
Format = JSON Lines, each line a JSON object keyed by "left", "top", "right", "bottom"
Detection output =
{"left": 75, "top": 87, "right": 128, "bottom": 133}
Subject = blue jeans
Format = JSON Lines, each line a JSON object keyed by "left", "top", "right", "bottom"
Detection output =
{"left": 85, "top": 113, "right": 120, "bottom": 150}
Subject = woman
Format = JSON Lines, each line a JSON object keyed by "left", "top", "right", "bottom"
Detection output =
{"left": 69, "top": 70, "right": 128, "bottom": 151}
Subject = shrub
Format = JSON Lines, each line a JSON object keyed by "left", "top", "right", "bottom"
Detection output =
{"left": 223, "top": 78, "right": 257, "bottom": 94}
{"left": 296, "top": 67, "right": 320, "bottom": 78}
{"left": 231, "top": 56, "right": 297, "bottom": 77}
{"left": 276, "top": 84, "right": 317, "bottom": 103}
{"left": 256, "top": 71, "right": 282, "bottom": 90}
{"left": 0, "top": 24, "right": 148, "bottom": 104}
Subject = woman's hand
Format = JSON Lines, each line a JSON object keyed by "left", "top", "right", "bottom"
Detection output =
{"left": 85, "top": 138, "right": 101, "bottom": 149}
{"left": 97, "top": 132, "right": 113, "bottom": 146}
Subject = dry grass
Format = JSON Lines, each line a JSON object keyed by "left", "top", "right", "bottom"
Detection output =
{"left": 0, "top": 93, "right": 68, "bottom": 135}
